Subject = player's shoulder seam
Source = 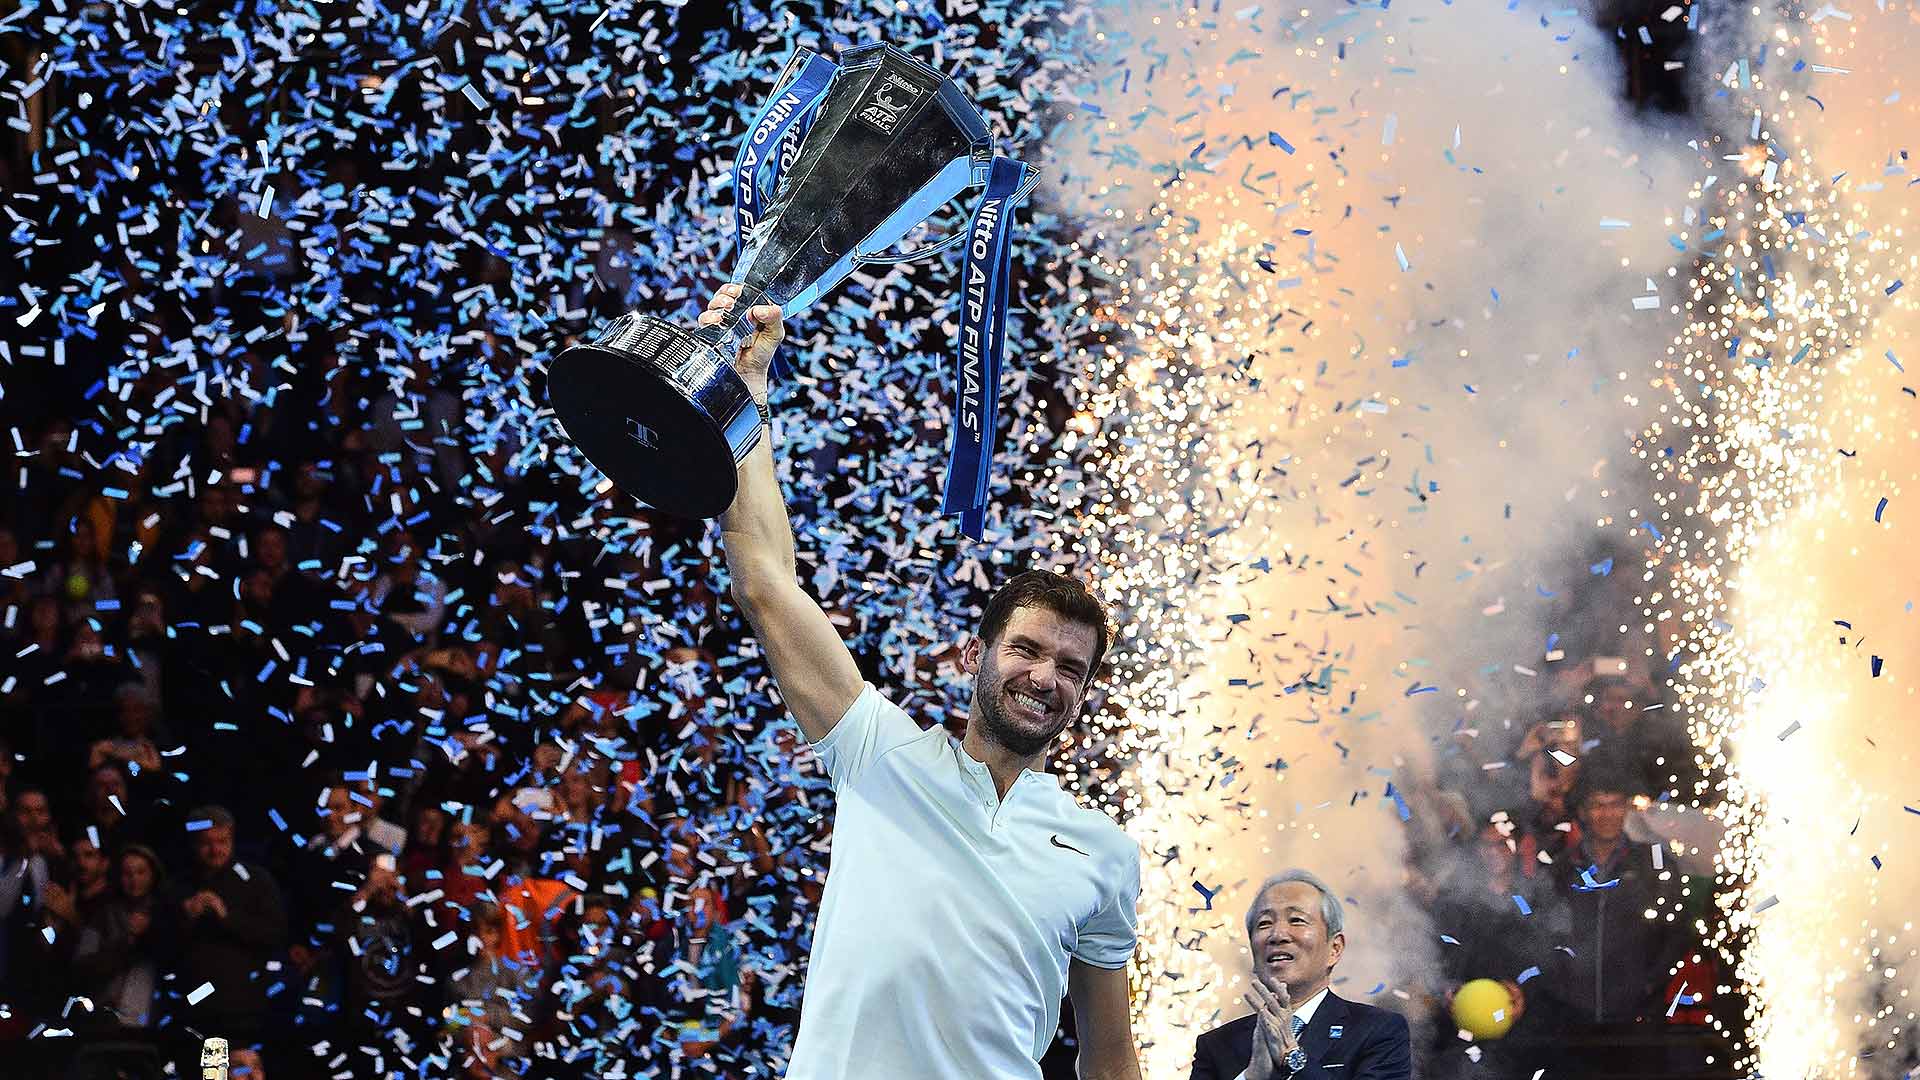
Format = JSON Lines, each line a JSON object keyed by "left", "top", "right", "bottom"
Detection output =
{"left": 862, "top": 711, "right": 950, "bottom": 769}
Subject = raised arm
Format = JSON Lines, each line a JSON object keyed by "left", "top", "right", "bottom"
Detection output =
{"left": 707, "top": 285, "right": 864, "bottom": 744}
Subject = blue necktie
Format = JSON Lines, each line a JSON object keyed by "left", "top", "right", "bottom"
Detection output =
{"left": 1291, "top": 1014, "right": 1306, "bottom": 1037}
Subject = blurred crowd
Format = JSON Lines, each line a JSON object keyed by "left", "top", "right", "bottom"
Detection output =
{"left": 1405, "top": 646, "right": 1727, "bottom": 1076}
{"left": 0, "top": 370, "right": 822, "bottom": 1078}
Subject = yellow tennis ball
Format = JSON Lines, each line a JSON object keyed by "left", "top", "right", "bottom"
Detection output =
{"left": 1450, "top": 978, "right": 1516, "bottom": 1040}
{"left": 66, "top": 573, "right": 89, "bottom": 599}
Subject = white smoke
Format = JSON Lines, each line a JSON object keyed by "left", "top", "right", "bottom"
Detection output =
{"left": 1040, "top": 0, "right": 1708, "bottom": 1069}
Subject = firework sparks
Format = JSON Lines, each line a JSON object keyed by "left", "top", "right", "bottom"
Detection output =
{"left": 1638, "top": 3, "right": 1920, "bottom": 1075}
{"left": 1051, "top": 1, "right": 1699, "bottom": 1072}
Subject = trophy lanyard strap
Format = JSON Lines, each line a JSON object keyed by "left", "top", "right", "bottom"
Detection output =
{"left": 730, "top": 48, "right": 837, "bottom": 385}
{"left": 733, "top": 51, "right": 839, "bottom": 256}
{"left": 940, "top": 155, "right": 1034, "bottom": 541}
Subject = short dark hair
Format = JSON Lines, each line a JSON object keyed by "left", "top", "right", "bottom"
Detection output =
{"left": 187, "top": 805, "right": 237, "bottom": 833}
{"left": 9, "top": 783, "right": 48, "bottom": 807}
{"left": 1568, "top": 765, "right": 1638, "bottom": 814}
{"left": 1544, "top": 700, "right": 1590, "bottom": 729}
{"left": 978, "top": 569, "right": 1111, "bottom": 680}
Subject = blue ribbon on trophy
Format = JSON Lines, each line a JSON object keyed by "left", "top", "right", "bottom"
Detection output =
{"left": 942, "top": 156, "right": 1032, "bottom": 540}
{"left": 733, "top": 51, "right": 839, "bottom": 254}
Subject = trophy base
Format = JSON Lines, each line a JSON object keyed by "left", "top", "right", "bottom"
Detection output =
{"left": 548, "top": 314, "right": 764, "bottom": 518}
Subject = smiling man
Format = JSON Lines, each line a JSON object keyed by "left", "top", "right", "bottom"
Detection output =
{"left": 706, "top": 285, "right": 1143, "bottom": 1080}
{"left": 1192, "top": 870, "right": 1411, "bottom": 1080}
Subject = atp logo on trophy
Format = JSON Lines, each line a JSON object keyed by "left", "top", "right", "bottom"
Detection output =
{"left": 855, "top": 72, "right": 925, "bottom": 135}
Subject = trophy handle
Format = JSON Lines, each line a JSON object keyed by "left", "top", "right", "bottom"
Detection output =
{"left": 851, "top": 165, "right": 1042, "bottom": 267}
{"left": 853, "top": 230, "right": 968, "bottom": 267}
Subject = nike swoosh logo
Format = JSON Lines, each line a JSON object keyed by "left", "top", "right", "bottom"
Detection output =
{"left": 1050, "top": 834, "right": 1090, "bottom": 856}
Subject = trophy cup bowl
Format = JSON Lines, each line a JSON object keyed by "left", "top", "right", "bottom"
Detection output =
{"left": 549, "top": 42, "right": 994, "bottom": 517}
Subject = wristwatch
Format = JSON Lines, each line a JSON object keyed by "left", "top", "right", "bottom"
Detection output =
{"left": 753, "top": 395, "right": 771, "bottom": 426}
{"left": 1284, "top": 1046, "right": 1308, "bottom": 1075}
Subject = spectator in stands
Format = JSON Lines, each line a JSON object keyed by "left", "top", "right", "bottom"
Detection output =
{"left": 162, "top": 526, "right": 237, "bottom": 631}
{"left": 1580, "top": 676, "right": 1690, "bottom": 801}
{"left": 367, "top": 355, "right": 466, "bottom": 493}
{"left": 71, "top": 844, "right": 167, "bottom": 1027}
{"left": 44, "top": 518, "right": 116, "bottom": 613}
{"left": 0, "top": 736, "right": 12, "bottom": 821}
{"left": 449, "top": 903, "right": 542, "bottom": 1078}
{"left": 1423, "top": 812, "right": 1570, "bottom": 1077}
{"left": 551, "top": 893, "right": 638, "bottom": 1052}
{"left": 439, "top": 817, "right": 494, "bottom": 917}
{"left": 398, "top": 802, "right": 449, "bottom": 883}
{"left": 367, "top": 531, "right": 447, "bottom": 645}
{"left": 1549, "top": 769, "right": 1686, "bottom": 1025}
{"left": 79, "top": 764, "right": 148, "bottom": 857}
{"left": 488, "top": 809, "right": 574, "bottom": 972}
{"left": 51, "top": 623, "right": 133, "bottom": 766}
{"left": 9, "top": 787, "right": 65, "bottom": 871}
{"left": 41, "top": 829, "right": 112, "bottom": 940}
{"left": 230, "top": 1045, "right": 268, "bottom": 1078}
{"left": 337, "top": 852, "right": 426, "bottom": 1042}
{"left": 1, "top": 786, "right": 63, "bottom": 1027}
{"left": 288, "top": 780, "right": 377, "bottom": 990}
{"left": 1509, "top": 707, "right": 1588, "bottom": 864}
{"left": 0, "top": 527, "right": 28, "bottom": 615}
{"left": 120, "top": 586, "right": 170, "bottom": 716}
{"left": 348, "top": 775, "right": 408, "bottom": 855}
{"left": 283, "top": 462, "right": 349, "bottom": 572}
{"left": 88, "top": 684, "right": 166, "bottom": 781}
{"left": 166, "top": 805, "right": 288, "bottom": 1043}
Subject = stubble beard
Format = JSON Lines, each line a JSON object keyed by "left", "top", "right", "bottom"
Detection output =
{"left": 976, "top": 678, "right": 1066, "bottom": 758}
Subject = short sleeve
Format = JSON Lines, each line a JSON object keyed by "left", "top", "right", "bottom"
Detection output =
{"left": 808, "top": 682, "right": 925, "bottom": 792}
{"left": 1072, "top": 834, "right": 1142, "bottom": 969}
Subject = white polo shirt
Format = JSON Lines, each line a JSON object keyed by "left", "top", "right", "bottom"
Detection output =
{"left": 784, "top": 683, "right": 1142, "bottom": 1080}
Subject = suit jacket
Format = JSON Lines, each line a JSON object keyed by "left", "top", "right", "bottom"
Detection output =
{"left": 1191, "top": 991, "right": 1412, "bottom": 1080}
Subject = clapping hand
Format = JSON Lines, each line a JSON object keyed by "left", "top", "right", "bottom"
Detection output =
{"left": 41, "top": 881, "right": 78, "bottom": 926}
{"left": 1245, "top": 977, "right": 1301, "bottom": 1079}
{"left": 1247, "top": 1007, "right": 1280, "bottom": 1080}
{"left": 182, "top": 889, "right": 228, "bottom": 920}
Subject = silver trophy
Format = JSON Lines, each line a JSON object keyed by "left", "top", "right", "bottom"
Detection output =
{"left": 549, "top": 42, "right": 1026, "bottom": 517}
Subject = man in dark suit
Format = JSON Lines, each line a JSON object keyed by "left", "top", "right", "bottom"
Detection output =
{"left": 1192, "top": 869, "right": 1412, "bottom": 1080}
